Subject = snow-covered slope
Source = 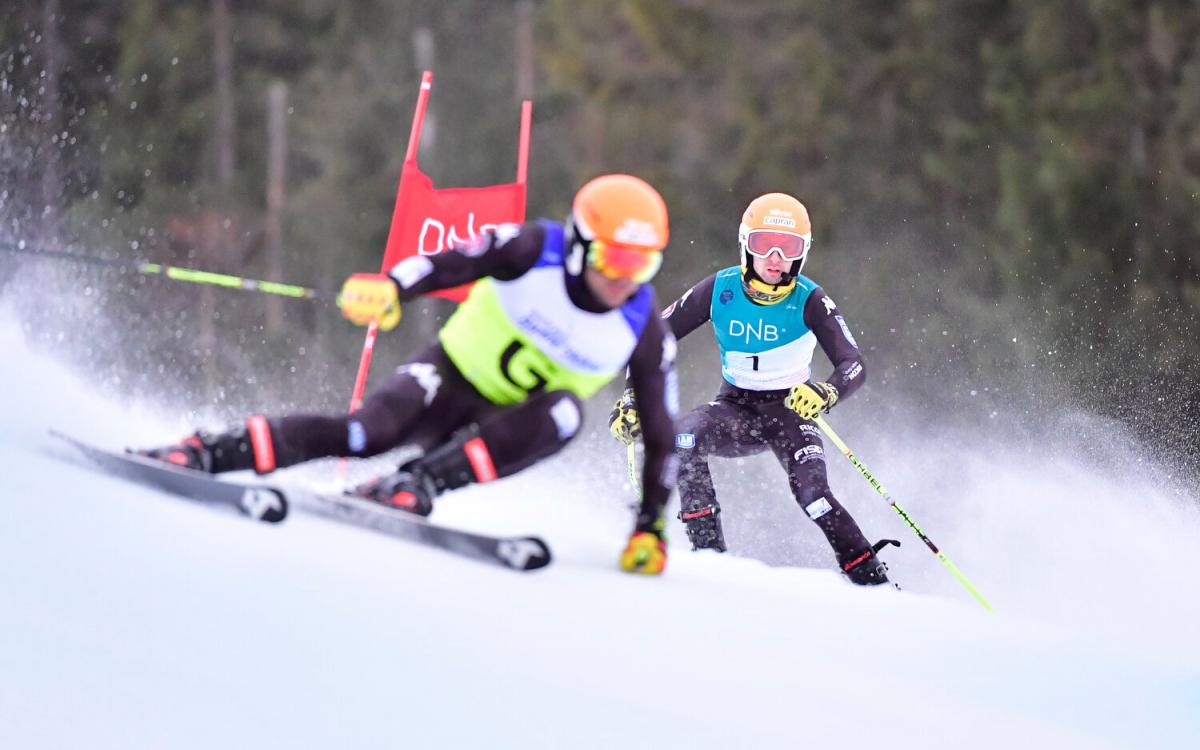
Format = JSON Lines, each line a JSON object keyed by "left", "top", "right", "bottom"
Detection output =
{"left": 1, "top": 318, "right": 1197, "bottom": 750}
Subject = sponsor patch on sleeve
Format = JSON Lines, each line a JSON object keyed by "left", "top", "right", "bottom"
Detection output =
{"left": 458, "top": 232, "right": 493, "bottom": 257}
{"left": 804, "top": 497, "right": 834, "bottom": 519}
{"left": 389, "top": 256, "right": 434, "bottom": 289}
{"left": 549, "top": 397, "right": 582, "bottom": 439}
{"left": 491, "top": 222, "right": 521, "bottom": 248}
{"left": 664, "top": 370, "right": 680, "bottom": 417}
{"left": 835, "top": 315, "right": 859, "bottom": 348}
{"left": 675, "top": 433, "right": 695, "bottom": 449}
{"left": 347, "top": 420, "right": 367, "bottom": 453}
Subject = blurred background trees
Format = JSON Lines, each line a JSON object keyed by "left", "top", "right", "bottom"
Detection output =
{"left": 2, "top": 0, "right": 1197, "bottom": 466}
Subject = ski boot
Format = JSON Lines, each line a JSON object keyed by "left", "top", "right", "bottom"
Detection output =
{"left": 135, "top": 433, "right": 214, "bottom": 471}
{"left": 133, "top": 419, "right": 269, "bottom": 474}
{"left": 349, "top": 426, "right": 502, "bottom": 517}
{"left": 348, "top": 462, "right": 438, "bottom": 517}
{"left": 841, "top": 539, "right": 900, "bottom": 586}
{"left": 621, "top": 515, "right": 668, "bottom": 575}
{"left": 679, "top": 503, "right": 727, "bottom": 552}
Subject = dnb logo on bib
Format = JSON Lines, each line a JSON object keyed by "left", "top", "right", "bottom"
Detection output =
{"left": 675, "top": 433, "right": 696, "bottom": 449}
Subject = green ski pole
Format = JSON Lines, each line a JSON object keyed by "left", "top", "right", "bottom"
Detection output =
{"left": 136, "top": 263, "right": 323, "bottom": 300}
{"left": 626, "top": 442, "right": 641, "bottom": 499}
{"left": 813, "top": 414, "right": 995, "bottom": 612}
{"left": 2, "top": 241, "right": 333, "bottom": 301}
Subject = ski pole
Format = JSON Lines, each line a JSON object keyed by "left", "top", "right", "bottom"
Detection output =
{"left": 1, "top": 240, "right": 334, "bottom": 301}
{"left": 813, "top": 414, "right": 995, "bottom": 612}
{"left": 626, "top": 442, "right": 641, "bottom": 498}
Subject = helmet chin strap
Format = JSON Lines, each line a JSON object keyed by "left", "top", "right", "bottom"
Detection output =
{"left": 741, "top": 261, "right": 797, "bottom": 305}
{"left": 564, "top": 216, "right": 587, "bottom": 277}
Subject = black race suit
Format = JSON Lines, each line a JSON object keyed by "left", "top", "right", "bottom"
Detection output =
{"left": 216, "top": 222, "right": 678, "bottom": 530}
{"left": 663, "top": 272, "right": 875, "bottom": 571}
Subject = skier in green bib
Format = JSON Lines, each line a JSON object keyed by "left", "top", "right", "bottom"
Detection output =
{"left": 610, "top": 192, "right": 892, "bottom": 585}
{"left": 138, "top": 174, "right": 679, "bottom": 575}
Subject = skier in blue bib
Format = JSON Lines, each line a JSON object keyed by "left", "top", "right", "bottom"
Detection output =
{"left": 610, "top": 192, "right": 892, "bottom": 585}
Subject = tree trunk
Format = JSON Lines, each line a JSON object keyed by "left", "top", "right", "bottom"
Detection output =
{"left": 212, "top": 0, "right": 236, "bottom": 187}
{"left": 206, "top": 0, "right": 237, "bottom": 398}
{"left": 40, "top": 0, "right": 63, "bottom": 234}
{"left": 265, "top": 81, "right": 288, "bottom": 333}
{"left": 412, "top": 25, "right": 436, "bottom": 156}
{"left": 514, "top": 0, "right": 535, "bottom": 104}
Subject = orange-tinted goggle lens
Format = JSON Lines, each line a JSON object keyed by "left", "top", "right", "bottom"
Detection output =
{"left": 745, "top": 230, "right": 808, "bottom": 261}
{"left": 588, "top": 240, "right": 662, "bottom": 283}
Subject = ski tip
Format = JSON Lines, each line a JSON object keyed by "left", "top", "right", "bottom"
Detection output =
{"left": 497, "top": 537, "right": 552, "bottom": 571}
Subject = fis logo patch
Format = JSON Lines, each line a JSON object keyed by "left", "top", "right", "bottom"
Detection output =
{"left": 720, "top": 289, "right": 733, "bottom": 304}
{"left": 793, "top": 444, "right": 824, "bottom": 463}
{"left": 675, "top": 433, "right": 696, "bottom": 449}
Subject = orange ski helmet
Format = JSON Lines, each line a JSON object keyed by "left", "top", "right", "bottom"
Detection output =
{"left": 738, "top": 192, "right": 812, "bottom": 303}
{"left": 568, "top": 174, "right": 669, "bottom": 284}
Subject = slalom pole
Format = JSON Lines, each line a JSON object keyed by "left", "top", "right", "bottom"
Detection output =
{"left": 0, "top": 240, "right": 333, "bottom": 301}
{"left": 344, "top": 70, "right": 433, "bottom": 417}
{"left": 813, "top": 414, "right": 995, "bottom": 612}
{"left": 337, "top": 71, "right": 433, "bottom": 483}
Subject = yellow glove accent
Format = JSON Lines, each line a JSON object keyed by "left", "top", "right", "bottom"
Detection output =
{"left": 785, "top": 381, "right": 839, "bottom": 420}
{"left": 608, "top": 388, "right": 641, "bottom": 445}
{"left": 338, "top": 273, "right": 402, "bottom": 331}
{"left": 620, "top": 530, "right": 667, "bottom": 575}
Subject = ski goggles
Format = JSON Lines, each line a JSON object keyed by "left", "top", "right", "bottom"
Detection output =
{"left": 744, "top": 230, "right": 810, "bottom": 261}
{"left": 587, "top": 239, "right": 663, "bottom": 283}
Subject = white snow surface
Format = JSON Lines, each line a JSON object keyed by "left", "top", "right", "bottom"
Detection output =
{"left": 1, "top": 317, "right": 1198, "bottom": 750}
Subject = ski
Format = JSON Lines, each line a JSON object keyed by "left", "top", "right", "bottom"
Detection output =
{"left": 282, "top": 489, "right": 553, "bottom": 571}
{"left": 50, "top": 431, "right": 551, "bottom": 571}
{"left": 51, "top": 430, "right": 289, "bottom": 522}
